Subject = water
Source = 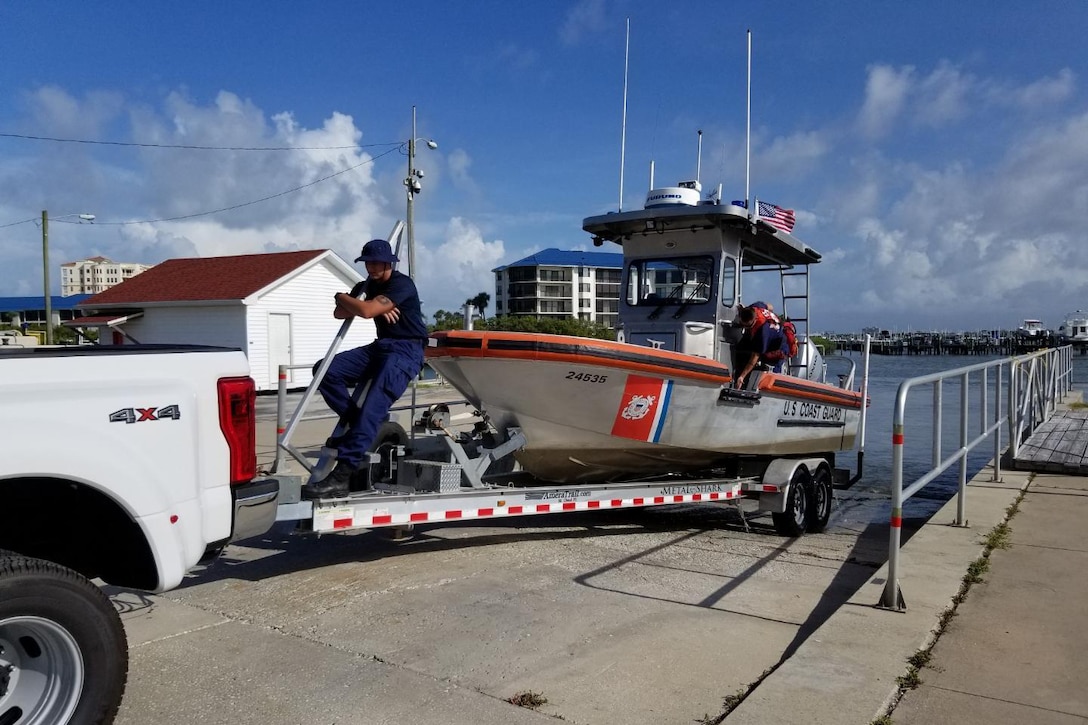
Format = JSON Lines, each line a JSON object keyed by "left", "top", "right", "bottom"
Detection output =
{"left": 830, "top": 351, "right": 1088, "bottom": 531}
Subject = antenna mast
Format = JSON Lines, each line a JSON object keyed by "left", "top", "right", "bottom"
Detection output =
{"left": 745, "top": 29, "right": 752, "bottom": 215}
{"left": 696, "top": 129, "right": 703, "bottom": 183}
{"left": 618, "top": 18, "right": 631, "bottom": 212}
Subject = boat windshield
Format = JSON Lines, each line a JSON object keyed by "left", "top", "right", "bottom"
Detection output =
{"left": 627, "top": 256, "right": 713, "bottom": 307}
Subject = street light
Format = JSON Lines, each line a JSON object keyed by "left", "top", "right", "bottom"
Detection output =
{"left": 404, "top": 105, "right": 438, "bottom": 277}
{"left": 41, "top": 210, "right": 95, "bottom": 344}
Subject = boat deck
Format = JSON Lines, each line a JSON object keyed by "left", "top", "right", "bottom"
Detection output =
{"left": 1013, "top": 408, "right": 1088, "bottom": 474}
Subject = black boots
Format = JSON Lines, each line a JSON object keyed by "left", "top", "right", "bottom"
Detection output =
{"left": 301, "top": 460, "right": 356, "bottom": 499}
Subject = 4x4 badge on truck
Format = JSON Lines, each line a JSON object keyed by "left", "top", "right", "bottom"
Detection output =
{"left": 109, "top": 405, "right": 181, "bottom": 424}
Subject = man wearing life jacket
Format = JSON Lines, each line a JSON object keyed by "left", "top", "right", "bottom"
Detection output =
{"left": 733, "top": 302, "right": 786, "bottom": 389}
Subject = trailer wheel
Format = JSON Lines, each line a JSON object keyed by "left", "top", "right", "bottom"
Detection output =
{"left": 358, "top": 421, "right": 410, "bottom": 489}
{"left": 772, "top": 467, "right": 811, "bottom": 537}
{"left": 0, "top": 555, "right": 127, "bottom": 725}
{"left": 808, "top": 465, "right": 834, "bottom": 533}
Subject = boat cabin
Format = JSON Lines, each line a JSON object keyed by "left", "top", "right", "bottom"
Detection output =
{"left": 583, "top": 182, "right": 823, "bottom": 378}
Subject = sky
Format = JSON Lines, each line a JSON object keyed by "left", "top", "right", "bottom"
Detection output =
{"left": 2, "top": 1, "right": 1087, "bottom": 333}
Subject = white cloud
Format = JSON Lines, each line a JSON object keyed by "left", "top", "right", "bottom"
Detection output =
{"left": 829, "top": 105, "right": 1088, "bottom": 328}
{"left": 497, "top": 43, "right": 539, "bottom": 71}
{"left": 415, "top": 217, "right": 505, "bottom": 317}
{"left": 757, "top": 130, "right": 830, "bottom": 179}
{"left": 915, "top": 61, "right": 972, "bottom": 126}
{"left": 23, "top": 85, "right": 125, "bottom": 136}
{"left": 560, "top": 0, "right": 608, "bottom": 45}
{"left": 859, "top": 64, "right": 914, "bottom": 139}
{"left": 447, "top": 148, "right": 477, "bottom": 193}
{"left": 0, "top": 87, "right": 403, "bottom": 299}
{"left": 0, "top": 85, "right": 514, "bottom": 323}
{"left": 991, "top": 68, "right": 1076, "bottom": 110}
{"left": 859, "top": 62, "right": 1076, "bottom": 143}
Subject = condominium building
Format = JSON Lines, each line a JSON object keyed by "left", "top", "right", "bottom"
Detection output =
{"left": 61, "top": 256, "right": 151, "bottom": 296}
{"left": 493, "top": 248, "right": 623, "bottom": 329}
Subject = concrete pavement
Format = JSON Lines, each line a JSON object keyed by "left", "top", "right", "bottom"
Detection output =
{"left": 108, "top": 383, "right": 1088, "bottom": 724}
{"left": 890, "top": 471, "right": 1088, "bottom": 724}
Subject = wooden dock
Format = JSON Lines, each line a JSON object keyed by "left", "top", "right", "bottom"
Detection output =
{"left": 1012, "top": 408, "right": 1088, "bottom": 475}
{"left": 831, "top": 335, "right": 1067, "bottom": 356}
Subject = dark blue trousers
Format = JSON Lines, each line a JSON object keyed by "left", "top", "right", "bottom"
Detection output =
{"left": 316, "top": 338, "right": 424, "bottom": 466}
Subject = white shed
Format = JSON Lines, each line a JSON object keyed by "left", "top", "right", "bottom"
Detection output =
{"left": 67, "top": 249, "right": 375, "bottom": 391}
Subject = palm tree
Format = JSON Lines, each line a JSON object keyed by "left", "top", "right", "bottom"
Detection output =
{"left": 466, "top": 292, "right": 490, "bottom": 317}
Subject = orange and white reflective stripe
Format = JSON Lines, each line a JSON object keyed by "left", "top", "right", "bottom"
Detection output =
{"left": 313, "top": 489, "right": 742, "bottom": 532}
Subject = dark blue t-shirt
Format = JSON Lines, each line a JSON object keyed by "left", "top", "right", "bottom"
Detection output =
{"left": 751, "top": 321, "right": 784, "bottom": 354}
{"left": 349, "top": 270, "right": 428, "bottom": 340}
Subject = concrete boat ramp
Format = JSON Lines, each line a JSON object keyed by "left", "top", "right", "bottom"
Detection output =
{"left": 109, "top": 390, "right": 1088, "bottom": 724}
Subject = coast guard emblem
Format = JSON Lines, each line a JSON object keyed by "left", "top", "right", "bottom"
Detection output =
{"left": 611, "top": 375, "right": 673, "bottom": 443}
{"left": 621, "top": 394, "right": 656, "bottom": 420}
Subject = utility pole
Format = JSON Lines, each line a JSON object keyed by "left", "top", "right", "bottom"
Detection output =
{"left": 406, "top": 107, "right": 417, "bottom": 277}
{"left": 40, "top": 210, "right": 95, "bottom": 345}
{"left": 403, "top": 106, "right": 437, "bottom": 278}
{"left": 42, "top": 210, "right": 52, "bottom": 345}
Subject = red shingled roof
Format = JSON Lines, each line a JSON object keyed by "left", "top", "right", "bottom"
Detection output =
{"left": 84, "top": 250, "right": 327, "bottom": 305}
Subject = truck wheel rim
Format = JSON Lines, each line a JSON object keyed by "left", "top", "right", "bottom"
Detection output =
{"left": 0, "top": 616, "right": 84, "bottom": 725}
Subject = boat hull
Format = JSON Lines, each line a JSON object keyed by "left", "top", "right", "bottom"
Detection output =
{"left": 428, "top": 331, "right": 864, "bottom": 482}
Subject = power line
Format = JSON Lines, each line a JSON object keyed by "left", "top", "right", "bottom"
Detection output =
{"left": 0, "top": 145, "right": 402, "bottom": 229}
{"left": 0, "top": 131, "right": 403, "bottom": 152}
{"left": 0, "top": 217, "right": 37, "bottom": 230}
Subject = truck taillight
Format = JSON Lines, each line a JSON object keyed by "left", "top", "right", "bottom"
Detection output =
{"left": 218, "top": 376, "right": 256, "bottom": 485}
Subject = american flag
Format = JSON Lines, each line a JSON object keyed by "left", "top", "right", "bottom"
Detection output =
{"left": 757, "top": 201, "right": 796, "bottom": 233}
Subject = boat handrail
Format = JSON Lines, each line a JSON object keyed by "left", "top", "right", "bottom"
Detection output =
{"left": 822, "top": 354, "right": 857, "bottom": 390}
{"left": 879, "top": 345, "right": 1074, "bottom": 610}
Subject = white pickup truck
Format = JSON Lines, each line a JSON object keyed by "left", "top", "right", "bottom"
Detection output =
{"left": 0, "top": 344, "right": 279, "bottom": 725}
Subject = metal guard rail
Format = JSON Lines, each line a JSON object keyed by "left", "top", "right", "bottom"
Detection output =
{"left": 880, "top": 345, "right": 1073, "bottom": 610}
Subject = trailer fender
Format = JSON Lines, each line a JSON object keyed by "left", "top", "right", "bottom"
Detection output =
{"left": 757, "top": 457, "right": 828, "bottom": 514}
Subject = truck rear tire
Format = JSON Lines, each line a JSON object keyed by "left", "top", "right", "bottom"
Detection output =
{"left": 0, "top": 555, "right": 128, "bottom": 725}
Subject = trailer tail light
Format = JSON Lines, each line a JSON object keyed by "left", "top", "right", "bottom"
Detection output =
{"left": 218, "top": 376, "right": 257, "bottom": 485}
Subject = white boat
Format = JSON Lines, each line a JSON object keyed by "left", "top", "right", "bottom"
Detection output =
{"left": 428, "top": 179, "right": 867, "bottom": 483}
{"left": 1017, "top": 319, "right": 1048, "bottom": 338}
{"left": 1057, "top": 311, "right": 1088, "bottom": 346}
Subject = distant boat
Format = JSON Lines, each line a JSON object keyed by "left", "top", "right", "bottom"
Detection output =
{"left": 1017, "top": 319, "right": 1048, "bottom": 339}
{"left": 1057, "top": 311, "right": 1088, "bottom": 345}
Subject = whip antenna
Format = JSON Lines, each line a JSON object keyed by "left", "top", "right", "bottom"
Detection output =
{"left": 618, "top": 17, "right": 630, "bottom": 211}
{"left": 745, "top": 29, "right": 752, "bottom": 215}
{"left": 696, "top": 129, "right": 703, "bottom": 184}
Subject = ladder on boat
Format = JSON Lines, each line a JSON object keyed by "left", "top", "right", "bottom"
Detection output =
{"left": 779, "top": 264, "right": 812, "bottom": 377}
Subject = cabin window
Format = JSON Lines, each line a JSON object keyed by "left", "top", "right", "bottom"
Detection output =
{"left": 626, "top": 256, "right": 713, "bottom": 307}
{"left": 720, "top": 256, "right": 737, "bottom": 307}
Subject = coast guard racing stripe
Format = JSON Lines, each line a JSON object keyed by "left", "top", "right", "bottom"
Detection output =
{"left": 611, "top": 375, "right": 672, "bottom": 442}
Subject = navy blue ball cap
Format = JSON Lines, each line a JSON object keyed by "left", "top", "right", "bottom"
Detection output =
{"left": 354, "top": 239, "right": 399, "bottom": 264}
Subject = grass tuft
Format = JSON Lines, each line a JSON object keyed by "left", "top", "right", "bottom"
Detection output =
{"left": 507, "top": 691, "right": 548, "bottom": 709}
{"left": 896, "top": 667, "right": 922, "bottom": 690}
{"left": 985, "top": 522, "right": 1013, "bottom": 550}
{"left": 907, "top": 650, "right": 932, "bottom": 669}
{"left": 965, "top": 556, "right": 991, "bottom": 584}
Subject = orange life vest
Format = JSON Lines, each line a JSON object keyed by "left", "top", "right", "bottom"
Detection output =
{"left": 781, "top": 319, "right": 799, "bottom": 358}
{"left": 748, "top": 307, "right": 789, "bottom": 363}
{"left": 747, "top": 305, "right": 780, "bottom": 334}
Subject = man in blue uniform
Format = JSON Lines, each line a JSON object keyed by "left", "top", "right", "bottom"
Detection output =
{"left": 733, "top": 303, "right": 786, "bottom": 389}
{"left": 302, "top": 238, "right": 428, "bottom": 499}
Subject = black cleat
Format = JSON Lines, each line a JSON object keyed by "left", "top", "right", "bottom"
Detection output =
{"left": 302, "top": 460, "right": 356, "bottom": 499}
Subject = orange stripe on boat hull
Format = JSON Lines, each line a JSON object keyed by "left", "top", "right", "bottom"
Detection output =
{"left": 429, "top": 330, "right": 865, "bottom": 407}
{"left": 429, "top": 330, "right": 731, "bottom": 385}
{"left": 759, "top": 375, "right": 866, "bottom": 409}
